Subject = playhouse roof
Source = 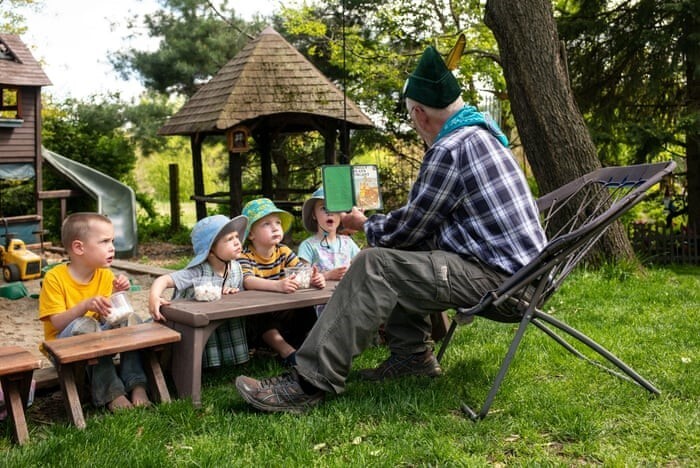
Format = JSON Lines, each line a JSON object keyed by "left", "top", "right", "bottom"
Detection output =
{"left": 158, "top": 26, "right": 373, "bottom": 136}
{"left": 0, "top": 34, "right": 51, "bottom": 87}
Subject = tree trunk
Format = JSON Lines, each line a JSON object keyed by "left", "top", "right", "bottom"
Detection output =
{"left": 685, "top": 11, "right": 700, "bottom": 231}
{"left": 485, "top": 0, "right": 635, "bottom": 263}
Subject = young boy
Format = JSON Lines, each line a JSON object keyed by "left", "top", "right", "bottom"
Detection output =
{"left": 39, "top": 212, "right": 149, "bottom": 412}
{"left": 148, "top": 214, "right": 249, "bottom": 368}
{"left": 238, "top": 198, "right": 325, "bottom": 366}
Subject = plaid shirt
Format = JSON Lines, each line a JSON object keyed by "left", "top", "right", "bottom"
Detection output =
{"left": 365, "top": 125, "right": 546, "bottom": 275}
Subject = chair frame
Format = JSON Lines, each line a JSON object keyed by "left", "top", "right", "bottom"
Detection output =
{"left": 436, "top": 161, "right": 676, "bottom": 420}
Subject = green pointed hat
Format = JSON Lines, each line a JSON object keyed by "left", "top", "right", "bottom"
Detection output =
{"left": 403, "top": 46, "right": 461, "bottom": 109}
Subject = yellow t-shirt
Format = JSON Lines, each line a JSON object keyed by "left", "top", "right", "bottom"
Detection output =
{"left": 38, "top": 263, "right": 114, "bottom": 345}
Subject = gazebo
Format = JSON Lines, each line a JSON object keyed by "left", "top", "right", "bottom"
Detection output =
{"left": 158, "top": 26, "right": 374, "bottom": 219}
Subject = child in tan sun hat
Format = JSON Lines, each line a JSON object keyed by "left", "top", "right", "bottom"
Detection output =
{"left": 238, "top": 198, "right": 325, "bottom": 366}
{"left": 298, "top": 188, "right": 360, "bottom": 316}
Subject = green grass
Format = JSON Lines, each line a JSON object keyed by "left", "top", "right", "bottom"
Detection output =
{"left": 2, "top": 265, "right": 698, "bottom": 465}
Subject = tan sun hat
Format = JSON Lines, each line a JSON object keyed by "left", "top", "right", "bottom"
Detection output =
{"left": 302, "top": 188, "right": 325, "bottom": 233}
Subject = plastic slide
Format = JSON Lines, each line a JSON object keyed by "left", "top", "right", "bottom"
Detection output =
{"left": 41, "top": 147, "right": 138, "bottom": 258}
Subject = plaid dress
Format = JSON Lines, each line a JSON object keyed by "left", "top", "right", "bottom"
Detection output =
{"left": 170, "top": 262, "right": 249, "bottom": 368}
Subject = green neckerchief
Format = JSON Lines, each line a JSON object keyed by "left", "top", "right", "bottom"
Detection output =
{"left": 435, "top": 105, "right": 509, "bottom": 147}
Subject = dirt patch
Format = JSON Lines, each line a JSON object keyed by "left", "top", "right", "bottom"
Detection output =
{"left": 0, "top": 242, "right": 183, "bottom": 369}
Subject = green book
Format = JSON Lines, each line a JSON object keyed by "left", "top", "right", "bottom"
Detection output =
{"left": 322, "top": 164, "right": 383, "bottom": 212}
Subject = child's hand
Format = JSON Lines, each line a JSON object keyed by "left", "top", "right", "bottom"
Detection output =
{"left": 113, "top": 274, "right": 130, "bottom": 292}
{"left": 325, "top": 266, "right": 348, "bottom": 281}
{"left": 87, "top": 295, "right": 112, "bottom": 319}
{"left": 149, "top": 297, "right": 171, "bottom": 322}
{"left": 222, "top": 287, "right": 240, "bottom": 295}
{"left": 310, "top": 265, "right": 326, "bottom": 289}
{"left": 277, "top": 277, "right": 299, "bottom": 293}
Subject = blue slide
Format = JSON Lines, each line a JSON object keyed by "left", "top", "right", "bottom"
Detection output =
{"left": 41, "top": 147, "right": 138, "bottom": 257}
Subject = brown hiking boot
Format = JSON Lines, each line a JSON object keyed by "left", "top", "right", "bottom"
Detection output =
{"left": 358, "top": 349, "right": 443, "bottom": 381}
{"left": 235, "top": 369, "right": 324, "bottom": 414}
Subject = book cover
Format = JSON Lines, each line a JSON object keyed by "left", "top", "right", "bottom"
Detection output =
{"left": 322, "top": 164, "right": 383, "bottom": 212}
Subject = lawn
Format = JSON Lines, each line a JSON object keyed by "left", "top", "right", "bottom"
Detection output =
{"left": 2, "top": 265, "right": 698, "bottom": 466}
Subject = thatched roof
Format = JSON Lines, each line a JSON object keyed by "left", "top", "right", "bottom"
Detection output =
{"left": 158, "top": 26, "right": 373, "bottom": 136}
{"left": 0, "top": 34, "right": 51, "bottom": 87}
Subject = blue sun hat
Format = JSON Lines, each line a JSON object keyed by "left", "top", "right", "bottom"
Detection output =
{"left": 241, "top": 198, "right": 294, "bottom": 241}
{"left": 302, "top": 188, "right": 325, "bottom": 233}
{"left": 186, "top": 214, "right": 248, "bottom": 268}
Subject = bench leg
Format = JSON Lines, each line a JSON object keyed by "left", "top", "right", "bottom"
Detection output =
{"left": 1, "top": 372, "right": 33, "bottom": 445}
{"left": 56, "top": 363, "right": 86, "bottom": 429}
{"left": 143, "top": 350, "right": 170, "bottom": 404}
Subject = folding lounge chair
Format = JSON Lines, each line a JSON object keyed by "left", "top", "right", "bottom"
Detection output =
{"left": 436, "top": 161, "right": 677, "bottom": 420}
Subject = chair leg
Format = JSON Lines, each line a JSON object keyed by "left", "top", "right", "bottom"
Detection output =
{"left": 532, "top": 310, "right": 660, "bottom": 395}
{"left": 462, "top": 312, "right": 534, "bottom": 420}
{"left": 436, "top": 321, "right": 458, "bottom": 363}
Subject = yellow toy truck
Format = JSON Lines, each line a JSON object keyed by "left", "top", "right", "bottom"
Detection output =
{"left": 1, "top": 237, "right": 46, "bottom": 282}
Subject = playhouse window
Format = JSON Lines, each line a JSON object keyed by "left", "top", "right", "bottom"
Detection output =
{"left": 0, "top": 86, "right": 22, "bottom": 120}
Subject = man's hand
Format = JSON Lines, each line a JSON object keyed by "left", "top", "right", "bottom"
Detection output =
{"left": 339, "top": 207, "right": 366, "bottom": 234}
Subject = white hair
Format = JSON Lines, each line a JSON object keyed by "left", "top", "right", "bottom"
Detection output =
{"left": 406, "top": 96, "right": 464, "bottom": 120}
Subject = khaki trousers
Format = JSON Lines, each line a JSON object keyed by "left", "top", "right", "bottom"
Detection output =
{"left": 296, "top": 247, "right": 508, "bottom": 394}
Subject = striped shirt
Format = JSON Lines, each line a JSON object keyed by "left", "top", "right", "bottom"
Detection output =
{"left": 365, "top": 125, "right": 546, "bottom": 274}
{"left": 238, "top": 244, "right": 300, "bottom": 279}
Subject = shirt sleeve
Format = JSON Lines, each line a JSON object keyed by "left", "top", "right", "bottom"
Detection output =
{"left": 365, "top": 145, "right": 461, "bottom": 249}
{"left": 297, "top": 238, "right": 315, "bottom": 264}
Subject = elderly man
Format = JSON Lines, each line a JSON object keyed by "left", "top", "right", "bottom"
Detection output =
{"left": 235, "top": 45, "right": 547, "bottom": 413}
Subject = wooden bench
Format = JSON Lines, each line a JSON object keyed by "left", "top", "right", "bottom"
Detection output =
{"left": 0, "top": 346, "right": 40, "bottom": 445}
{"left": 161, "top": 281, "right": 450, "bottom": 407}
{"left": 42, "top": 322, "right": 181, "bottom": 429}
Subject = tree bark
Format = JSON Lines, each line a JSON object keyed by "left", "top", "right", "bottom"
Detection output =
{"left": 485, "top": 0, "right": 634, "bottom": 263}
{"left": 685, "top": 10, "right": 700, "bottom": 231}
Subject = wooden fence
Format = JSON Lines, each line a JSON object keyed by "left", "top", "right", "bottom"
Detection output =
{"left": 628, "top": 223, "right": 699, "bottom": 265}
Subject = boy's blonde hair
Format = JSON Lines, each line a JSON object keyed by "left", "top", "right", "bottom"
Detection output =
{"left": 61, "top": 213, "right": 112, "bottom": 250}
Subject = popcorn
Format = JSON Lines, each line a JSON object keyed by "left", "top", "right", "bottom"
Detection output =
{"left": 107, "top": 292, "right": 134, "bottom": 325}
{"left": 287, "top": 264, "right": 312, "bottom": 289}
{"left": 193, "top": 277, "right": 223, "bottom": 301}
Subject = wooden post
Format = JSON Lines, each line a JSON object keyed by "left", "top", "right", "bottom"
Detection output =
{"left": 258, "top": 134, "right": 273, "bottom": 198}
{"left": 191, "top": 133, "right": 206, "bottom": 220}
{"left": 228, "top": 152, "right": 243, "bottom": 215}
{"left": 169, "top": 164, "right": 180, "bottom": 231}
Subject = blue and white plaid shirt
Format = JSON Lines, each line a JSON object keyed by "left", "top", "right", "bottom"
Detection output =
{"left": 365, "top": 125, "right": 546, "bottom": 275}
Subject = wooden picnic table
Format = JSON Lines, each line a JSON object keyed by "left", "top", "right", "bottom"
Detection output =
{"left": 161, "top": 282, "right": 339, "bottom": 407}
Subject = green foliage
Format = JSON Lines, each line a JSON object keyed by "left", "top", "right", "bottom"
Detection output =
{"left": 0, "top": 0, "right": 41, "bottom": 33}
{"left": 42, "top": 95, "right": 136, "bottom": 181}
{"left": 0, "top": 180, "right": 34, "bottom": 217}
{"left": 3, "top": 266, "right": 698, "bottom": 465}
{"left": 556, "top": 0, "right": 698, "bottom": 167}
{"left": 111, "top": 0, "right": 265, "bottom": 98}
{"left": 135, "top": 136, "right": 229, "bottom": 203}
{"left": 123, "top": 92, "right": 181, "bottom": 157}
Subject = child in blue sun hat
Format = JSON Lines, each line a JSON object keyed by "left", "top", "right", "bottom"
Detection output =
{"left": 149, "top": 214, "right": 250, "bottom": 368}
{"left": 238, "top": 198, "right": 325, "bottom": 366}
